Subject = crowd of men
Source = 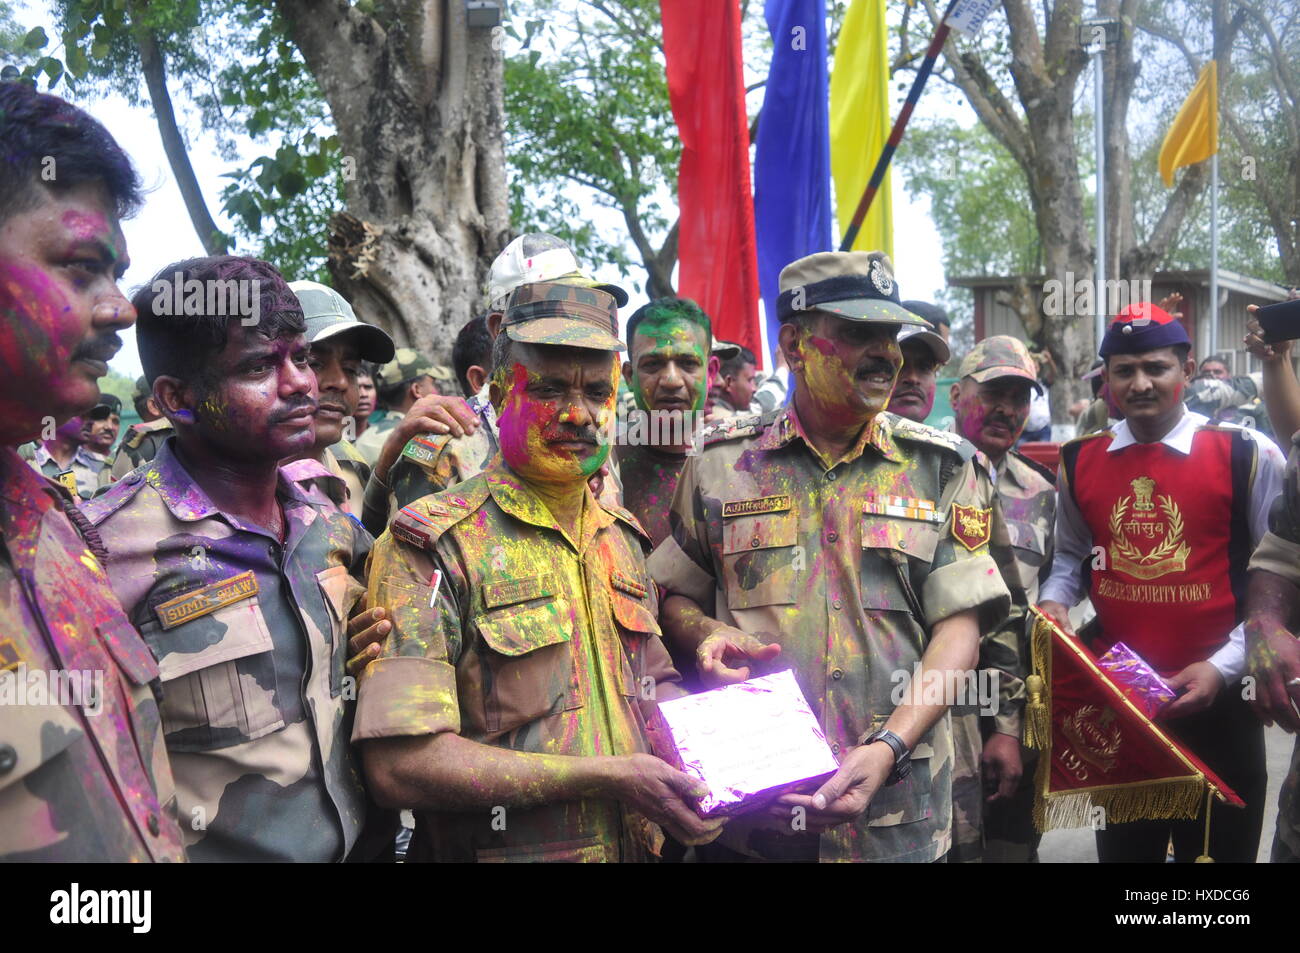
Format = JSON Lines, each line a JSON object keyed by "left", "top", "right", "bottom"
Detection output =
{"left": 2, "top": 83, "right": 1298, "bottom": 865}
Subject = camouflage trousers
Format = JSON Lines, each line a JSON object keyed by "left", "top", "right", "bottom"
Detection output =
{"left": 1273, "top": 736, "right": 1300, "bottom": 863}
{"left": 949, "top": 705, "right": 1042, "bottom": 863}
{"left": 949, "top": 705, "right": 984, "bottom": 863}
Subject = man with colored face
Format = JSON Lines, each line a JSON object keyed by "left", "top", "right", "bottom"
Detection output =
{"left": 365, "top": 233, "right": 626, "bottom": 535}
{"left": 885, "top": 323, "right": 949, "bottom": 424}
{"left": 711, "top": 345, "right": 758, "bottom": 419}
{"left": 83, "top": 255, "right": 374, "bottom": 862}
{"left": 280, "top": 280, "right": 395, "bottom": 518}
{"left": 356, "top": 281, "right": 721, "bottom": 861}
{"left": 616, "top": 297, "right": 718, "bottom": 549}
{"left": 0, "top": 83, "right": 185, "bottom": 861}
{"left": 649, "top": 251, "right": 1016, "bottom": 862}
{"left": 948, "top": 335, "right": 1056, "bottom": 863}
{"left": 22, "top": 412, "right": 106, "bottom": 500}
{"left": 1040, "top": 303, "right": 1284, "bottom": 863}
{"left": 84, "top": 393, "right": 122, "bottom": 455}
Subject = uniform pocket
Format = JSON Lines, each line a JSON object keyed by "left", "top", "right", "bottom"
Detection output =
{"left": 144, "top": 595, "right": 284, "bottom": 752}
{"left": 720, "top": 512, "right": 799, "bottom": 608}
{"left": 0, "top": 698, "right": 83, "bottom": 794}
{"left": 610, "top": 592, "right": 658, "bottom": 698}
{"left": 474, "top": 597, "right": 578, "bottom": 735}
{"left": 860, "top": 513, "right": 940, "bottom": 613}
{"left": 1006, "top": 518, "right": 1048, "bottom": 591}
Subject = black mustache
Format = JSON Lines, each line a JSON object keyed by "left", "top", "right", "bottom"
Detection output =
{"left": 856, "top": 359, "right": 897, "bottom": 378}
{"left": 549, "top": 426, "right": 600, "bottom": 444}
{"left": 270, "top": 398, "right": 318, "bottom": 422}
{"left": 72, "top": 334, "right": 122, "bottom": 363}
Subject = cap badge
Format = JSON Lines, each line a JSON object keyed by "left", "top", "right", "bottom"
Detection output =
{"left": 870, "top": 259, "right": 894, "bottom": 296}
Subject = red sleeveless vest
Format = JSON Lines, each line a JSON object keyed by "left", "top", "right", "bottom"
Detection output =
{"left": 1064, "top": 426, "right": 1253, "bottom": 677}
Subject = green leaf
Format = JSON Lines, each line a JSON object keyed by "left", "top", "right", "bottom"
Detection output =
{"left": 278, "top": 170, "right": 307, "bottom": 197}
{"left": 91, "top": 41, "right": 109, "bottom": 60}
{"left": 37, "top": 57, "right": 62, "bottom": 80}
{"left": 23, "top": 27, "right": 48, "bottom": 50}
{"left": 64, "top": 45, "right": 89, "bottom": 78}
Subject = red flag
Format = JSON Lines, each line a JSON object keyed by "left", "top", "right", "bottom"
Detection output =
{"left": 1025, "top": 609, "right": 1243, "bottom": 833}
{"left": 661, "top": 0, "right": 761, "bottom": 360}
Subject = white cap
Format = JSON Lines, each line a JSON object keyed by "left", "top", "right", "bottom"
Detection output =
{"left": 897, "top": 324, "right": 951, "bottom": 365}
{"left": 487, "top": 233, "right": 628, "bottom": 311}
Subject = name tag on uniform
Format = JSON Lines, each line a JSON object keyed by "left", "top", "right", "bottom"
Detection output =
{"left": 722, "top": 495, "right": 792, "bottom": 518}
{"left": 484, "top": 573, "right": 555, "bottom": 609}
{"left": 155, "top": 571, "right": 259, "bottom": 629}
{"left": 401, "top": 438, "right": 439, "bottom": 465}
{"left": 863, "top": 495, "right": 943, "bottom": 522}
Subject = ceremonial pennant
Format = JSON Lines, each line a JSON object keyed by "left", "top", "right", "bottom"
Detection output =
{"left": 1024, "top": 608, "right": 1243, "bottom": 834}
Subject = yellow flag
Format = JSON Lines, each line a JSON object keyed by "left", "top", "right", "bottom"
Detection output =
{"left": 1158, "top": 61, "right": 1218, "bottom": 187}
{"left": 830, "top": 0, "right": 892, "bottom": 256}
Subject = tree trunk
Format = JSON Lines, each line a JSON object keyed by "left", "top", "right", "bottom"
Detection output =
{"left": 276, "top": 0, "right": 510, "bottom": 360}
{"left": 133, "top": 24, "right": 226, "bottom": 255}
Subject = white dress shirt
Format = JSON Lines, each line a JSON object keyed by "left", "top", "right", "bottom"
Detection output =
{"left": 1040, "top": 409, "right": 1285, "bottom": 680}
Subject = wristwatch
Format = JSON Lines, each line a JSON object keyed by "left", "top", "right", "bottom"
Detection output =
{"left": 863, "top": 728, "right": 912, "bottom": 786}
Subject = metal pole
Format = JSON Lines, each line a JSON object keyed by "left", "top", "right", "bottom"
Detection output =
{"left": 1094, "top": 45, "right": 1106, "bottom": 354}
{"left": 1210, "top": 150, "right": 1219, "bottom": 359}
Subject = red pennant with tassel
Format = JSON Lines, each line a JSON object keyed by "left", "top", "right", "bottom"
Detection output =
{"left": 1024, "top": 609, "right": 1244, "bottom": 835}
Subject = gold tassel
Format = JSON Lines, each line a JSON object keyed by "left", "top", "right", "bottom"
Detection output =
{"left": 1034, "top": 778, "right": 1206, "bottom": 834}
{"left": 1024, "top": 674, "right": 1050, "bottom": 750}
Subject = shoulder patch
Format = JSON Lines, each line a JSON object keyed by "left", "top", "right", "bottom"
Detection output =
{"left": 1009, "top": 449, "right": 1057, "bottom": 486}
{"left": 79, "top": 471, "right": 149, "bottom": 526}
{"left": 399, "top": 433, "right": 453, "bottom": 470}
{"left": 1061, "top": 429, "right": 1111, "bottom": 448}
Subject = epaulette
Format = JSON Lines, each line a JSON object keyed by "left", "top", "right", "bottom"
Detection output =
{"left": 388, "top": 473, "right": 488, "bottom": 550}
{"left": 700, "top": 409, "right": 778, "bottom": 448}
{"left": 123, "top": 418, "right": 171, "bottom": 451}
{"left": 334, "top": 438, "right": 369, "bottom": 466}
{"left": 600, "top": 499, "right": 650, "bottom": 543}
{"left": 397, "top": 432, "right": 453, "bottom": 472}
{"left": 887, "top": 413, "right": 975, "bottom": 461}
{"left": 80, "top": 468, "right": 150, "bottom": 526}
{"left": 1008, "top": 448, "right": 1058, "bottom": 486}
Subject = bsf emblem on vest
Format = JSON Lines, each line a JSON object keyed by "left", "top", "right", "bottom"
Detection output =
{"left": 1109, "top": 476, "right": 1189, "bottom": 580}
{"left": 950, "top": 504, "right": 991, "bottom": 551}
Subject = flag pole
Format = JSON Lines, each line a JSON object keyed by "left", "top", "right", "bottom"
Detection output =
{"left": 1209, "top": 150, "right": 1219, "bottom": 360}
{"left": 838, "top": 0, "right": 959, "bottom": 252}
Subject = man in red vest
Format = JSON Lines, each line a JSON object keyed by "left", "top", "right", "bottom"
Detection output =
{"left": 1039, "top": 302, "right": 1284, "bottom": 862}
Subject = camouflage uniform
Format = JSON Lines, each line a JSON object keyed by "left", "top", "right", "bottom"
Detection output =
{"left": 0, "top": 448, "right": 185, "bottom": 861}
{"left": 1246, "top": 431, "right": 1300, "bottom": 862}
{"left": 107, "top": 417, "right": 174, "bottom": 483}
{"left": 648, "top": 406, "right": 1014, "bottom": 862}
{"left": 353, "top": 409, "right": 404, "bottom": 467}
{"left": 82, "top": 438, "right": 371, "bottom": 862}
{"left": 355, "top": 459, "right": 680, "bottom": 862}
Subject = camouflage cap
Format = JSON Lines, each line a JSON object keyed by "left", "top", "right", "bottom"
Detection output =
{"left": 776, "top": 251, "right": 928, "bottom": 327}
{"left": 502, "top": 281, "right": 624, "bottom": 351}
{"left": 376, "top": 347, "right": 439, "bottom": 386}
{"left": 958, "top": 335, "right": 1043, "bottom": 394}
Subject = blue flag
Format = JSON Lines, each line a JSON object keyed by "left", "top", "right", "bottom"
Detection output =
{"left": 754, "top": 0, "right": 832, "bottom": 367}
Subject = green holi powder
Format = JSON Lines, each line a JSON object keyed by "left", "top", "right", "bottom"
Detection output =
{"left": 629, "top": 316, "right": 710, "bottom": 412}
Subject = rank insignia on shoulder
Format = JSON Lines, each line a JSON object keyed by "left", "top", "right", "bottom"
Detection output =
{"left": 950, "top": 504, "right": 992, "bottom": 551}
{"left": 722, "top": 494, "right": 792, "bottom": 518}
{"left": 57, "top": 471, "right": 79, "bottom": 497}
{"left": 155, "top": 571, "right": 259, "bottom": 629}
{"left": 401, "top": 438, "right": 440, "bottom": 465}
{"left": 864, "top": 494, "right": 944, "bottom": 523}
{"left": 0, "top": 638, "right": 23, "bottom": 673}
{"left": 391, "top": 521, "right": 431, "bottom": 549}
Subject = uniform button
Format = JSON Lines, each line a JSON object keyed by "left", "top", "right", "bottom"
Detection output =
{"left": 831, "top": 742, "right": 841, "bottom": 755}
{"left": 827, "top": 531, "right": 838, "bottom": 543}
{"left": 147, "top": 813, "right": 161, "bottom": 837}
{"left": 0, "top": 744, "right": 15, "bottom": 775}
{"left": 831, "top": 668, "right": 844, "bottom": 680}
{"left": 751, "top": 537, "right": 761, "bottom": 548}
{"left": 826, "top": 470, "right": 837, "bottom": 481}
{"left": 832, "top": 598, "right": 843, "bottom": 610}
{"left": 899, "top": 539, "right": 907, "bottom": 549}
